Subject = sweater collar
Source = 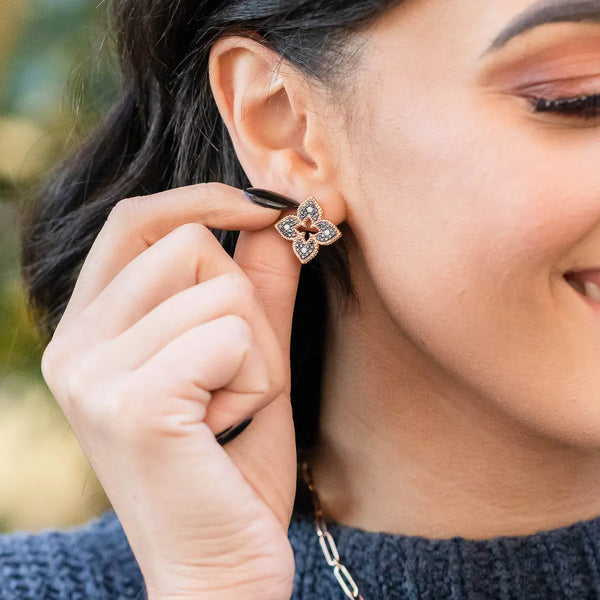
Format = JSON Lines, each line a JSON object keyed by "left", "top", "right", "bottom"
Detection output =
{"left": 289, "top": 504, "right": 600, "bottom": 598}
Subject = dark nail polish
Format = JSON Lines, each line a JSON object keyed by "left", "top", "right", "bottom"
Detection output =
{"left": 244, "top": 187, "right": 300, "bottom": 210}
{"left": 215, "top": 417, "right": 254, "bottom": 445}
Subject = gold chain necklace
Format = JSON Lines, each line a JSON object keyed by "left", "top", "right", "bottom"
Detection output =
{"left": 300, "top": 460, "right": 366, "bottom": 600}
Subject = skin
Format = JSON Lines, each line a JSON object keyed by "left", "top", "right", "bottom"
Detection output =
{"left": 209, "top": 0, "right": 600, "bottom": 540}
{"left": 41, "top": 186, "right": 301, "bottom": 598}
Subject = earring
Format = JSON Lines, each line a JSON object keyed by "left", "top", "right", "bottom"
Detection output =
{"left": 274, "top": 196, "right": 342, "bottom": 264}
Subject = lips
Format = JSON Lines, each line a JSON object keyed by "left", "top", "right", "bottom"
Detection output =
{"left": 564, "top": 269, "right": 600, "bottom": 304}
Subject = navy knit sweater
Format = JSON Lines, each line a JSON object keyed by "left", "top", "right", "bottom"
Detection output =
{"left": 3, "top": 493, "right": 600, "bottom": 599}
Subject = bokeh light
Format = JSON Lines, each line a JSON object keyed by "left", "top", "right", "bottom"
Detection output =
{"left": 0, "top": 0, "right": 117, "bottom": 533}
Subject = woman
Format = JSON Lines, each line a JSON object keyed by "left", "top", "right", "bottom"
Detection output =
{"left": 5, "top": 0, "right": 600, "bottom": 597}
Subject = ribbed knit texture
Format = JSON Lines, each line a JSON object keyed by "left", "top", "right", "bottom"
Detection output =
{"left": 0, "top": 509, "right": 144, "bottom": 600}
{"left": 289, "top": 512, "right": 600, "bottom": 599}
{"left": 3, "top": 503, "right": 600, "bottom": 599}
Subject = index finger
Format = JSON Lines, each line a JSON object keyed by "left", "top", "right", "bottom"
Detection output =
{"left": 58, "top": 182, "right": 283, "bottom": 328}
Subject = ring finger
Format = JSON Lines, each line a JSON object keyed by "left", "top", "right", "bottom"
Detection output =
{"left": 122, "top": 314, "right": 272, "bottom": 435}
{"left": 106, "top": 270, "right": 284, "bottom": 390}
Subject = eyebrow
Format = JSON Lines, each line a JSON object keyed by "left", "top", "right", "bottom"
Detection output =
{"left": 484, "top": 0, "right": 600, "bottom": 54}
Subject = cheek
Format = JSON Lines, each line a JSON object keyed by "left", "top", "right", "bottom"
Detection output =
{"left": 353, "top": 93, "right": 599, "bottom": 286}
{"left": 346, "top": 90, "right": 600, "bottom": 446}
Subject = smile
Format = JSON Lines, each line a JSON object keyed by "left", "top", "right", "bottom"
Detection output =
{"left": 564, "top": 270, "right": 600, "bottom": 305}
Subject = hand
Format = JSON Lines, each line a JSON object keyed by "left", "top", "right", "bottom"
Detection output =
{"left": 40, "top": 182, "right": 302, "bottom": 600}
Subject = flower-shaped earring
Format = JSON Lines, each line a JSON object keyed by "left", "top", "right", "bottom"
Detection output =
{"left": 274, "top": 196, "right": 342, "bottom": 264}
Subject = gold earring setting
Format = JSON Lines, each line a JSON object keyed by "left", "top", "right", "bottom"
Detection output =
{"left": 274, "top": 197, "right": 342, "bottom": 264}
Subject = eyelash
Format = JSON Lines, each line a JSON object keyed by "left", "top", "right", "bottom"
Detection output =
{"left": 530, "top": 93, "right": 600, "bottom": 120}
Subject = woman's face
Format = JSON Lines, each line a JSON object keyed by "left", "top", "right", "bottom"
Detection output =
{"left": 332, "top": 0, "right": 600, "bottom": 446}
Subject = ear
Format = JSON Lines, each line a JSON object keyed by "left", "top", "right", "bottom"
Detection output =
{"left": 208, "top": 35, "right": 346, "bottom": 225}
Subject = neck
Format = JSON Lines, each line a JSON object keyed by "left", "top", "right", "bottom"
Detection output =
{"left": 307, "top": 253, "right": 600, "bottom": 541}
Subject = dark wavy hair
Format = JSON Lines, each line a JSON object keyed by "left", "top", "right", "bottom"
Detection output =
{"left": 19, "top": 0, "right": 399, "bottom": 511}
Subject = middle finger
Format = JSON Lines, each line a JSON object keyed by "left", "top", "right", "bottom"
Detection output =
{"left": 106, "top": 270, "right": 283, "bottom": 391}
{"left": 79, "top": 221, "right": 249, "bottom": 339}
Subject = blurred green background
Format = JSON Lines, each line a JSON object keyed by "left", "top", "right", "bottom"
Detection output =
{"left": 0, "top": 0, "right": 117, "bottom": 533}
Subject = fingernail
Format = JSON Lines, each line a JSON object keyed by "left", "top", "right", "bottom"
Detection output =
{"left": 244, "top": 187, "right": 300, "bottom": 210}
{"left": 215, "top": 417, "right": 254, "bottom": 445}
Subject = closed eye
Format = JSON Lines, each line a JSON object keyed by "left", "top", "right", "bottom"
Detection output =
{"left": 528, "top": 93, "right": 600, "bottom": 120}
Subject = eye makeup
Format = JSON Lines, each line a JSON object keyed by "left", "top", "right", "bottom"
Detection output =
{"left": 477, "top": 25, "right": 600, "bottom": 91}
{"left": 530, "top": 93, "right": 600, "bottom": 119}
{"left": 477, "top": 23, "right": 600, "bottom": 125}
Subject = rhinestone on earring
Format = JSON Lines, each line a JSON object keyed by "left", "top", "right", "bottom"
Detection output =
{"left": 274, "top": 196, "right": 342, "bottom": 264}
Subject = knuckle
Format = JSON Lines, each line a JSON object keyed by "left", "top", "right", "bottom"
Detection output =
{"left": 255, "top": 368, "right": 277, "bottom": 399}
{"left": 93, "top": 377, "right": 135, "bottom": 426}
{"left": 170, "top": 221, "right": 210, "bottom": 246}
{"left": 97, "top": 373, "right": 193, "bottom": 443}
{"left": 219, "top": 314, "right": 253, "bottom": 347}
{"left": 107, "top": 196, "right": 144, "bottom": 224}
{"left": 82, "top": 373, "right": 148, "bottom": 440}
{"left": 63, "top": 353, "right": 95, "bottom": 403}
{"left": 220, "top": 271, "right": 257, "bottom": 303}
{"left": 61, "top": 342, "right": 112, "bottom": 411}
{"left": 186, "top": 181, "right": 213, "bottom": 198}
{"left": 262, "top": 351, "right": 286, "bottom": 398}
{"left": 189, "top": 181, "right": 226, "bottom": 198}
{"left": 270, "top": 364, "right": 287, "bottom": 398}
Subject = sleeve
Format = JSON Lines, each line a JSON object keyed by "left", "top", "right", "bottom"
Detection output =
{"left": 0, "top": 510, "right": 147, "bottom": 600}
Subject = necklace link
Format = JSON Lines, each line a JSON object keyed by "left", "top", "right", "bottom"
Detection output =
{"left": 300, "top": 460, "right": 366, "bottom": 600}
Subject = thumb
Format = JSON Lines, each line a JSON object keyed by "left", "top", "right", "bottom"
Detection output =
{"left": 230, "top": 217, "right": 302, "bottom": 528}
{"left": 233, "top": 195, "right": 302, "bottom": 360}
